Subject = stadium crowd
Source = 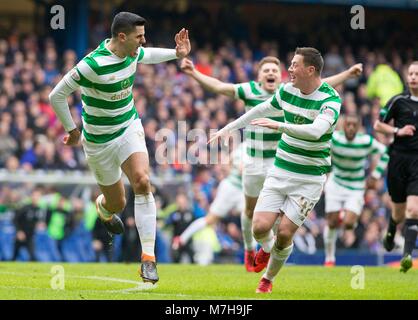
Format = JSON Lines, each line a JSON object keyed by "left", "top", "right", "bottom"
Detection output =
{"left": 0, "top": 8, "right": 416, "bottom": 263}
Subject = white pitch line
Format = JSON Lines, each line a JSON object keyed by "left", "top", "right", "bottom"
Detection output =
{"left": 0, "top": 270, "right": 157, "bottom": 293}
{"left": 0, "top": 270, "right": 260, "bottom": 300}
{"left": 76, "top": 275, "right": 157, "bottom": 293}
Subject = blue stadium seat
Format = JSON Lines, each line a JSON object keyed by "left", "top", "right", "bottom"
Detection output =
{"left": 0, "top": 222, "right": 15, "bottom": 261}
{"left": 34, "top": 231, "right": 62, "bottom": 262}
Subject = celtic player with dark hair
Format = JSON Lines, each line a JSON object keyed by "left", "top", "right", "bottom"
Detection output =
{"left": 323, "top": 114, "right": 389, "bottom": 267}
{"left": 49, "top": 12, "right": 190, "bottom": 283}
{"left": 209, "top": 47, "right": 342, "bottom": 293}
{"left": 179, "top": 53, "right": 362, "bottom": 273}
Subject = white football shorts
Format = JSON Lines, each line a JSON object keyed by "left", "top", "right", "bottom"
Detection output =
{"left": 255, "top": 167, "right": 326, "bottom": 227}
{"left": 81, "top": 119, "right": 147, "bottom": 186}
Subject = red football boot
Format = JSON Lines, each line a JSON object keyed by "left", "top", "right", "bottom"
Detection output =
{"left": 244, "top": 250, "right": 256, "bottom": 272}
{"left": 256, "top": 277, "right": 272, "bottom": 293}
{"left": 324, "top": 260, "right": 336, "bottom": 267}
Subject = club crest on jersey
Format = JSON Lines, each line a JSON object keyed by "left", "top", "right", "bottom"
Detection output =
{"left": 294, "top": 114, "right": 305, "bottom": 124}
{"left": 121, "top": 79, "right": 130, "bottom": 89}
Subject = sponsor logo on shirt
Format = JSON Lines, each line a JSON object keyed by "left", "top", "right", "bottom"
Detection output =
{"left": 111, "top": 89, "right": 130, "bottom": 100}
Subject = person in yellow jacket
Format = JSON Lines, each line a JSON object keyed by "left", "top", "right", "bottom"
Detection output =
{"left": 367, "top": 64, "right": 404, "bottom": 107}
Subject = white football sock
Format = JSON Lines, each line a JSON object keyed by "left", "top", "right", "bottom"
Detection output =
{"left": 241, "top": 211, "right": 255, "bottom": 251}
{"left": 97, "top": 194, "right": 113, "bottom": 219}
{"left": 324, "top": 225, "right": 337, "bottom": 262}
{"left": 263, "top": 243, "right": 293, "bottom": 281}
{"left": 254, "top": 230, "right": 274, "bottom": 253}
{"left": 135, "top": 193, "right": 157, "bottom": 258}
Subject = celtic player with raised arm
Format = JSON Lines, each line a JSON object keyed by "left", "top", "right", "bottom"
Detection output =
{"left": 180, "top": 55, "right": 361, "bottom": 272}
{"left": 49, "top": 12, "right": 190, "bottom": 283}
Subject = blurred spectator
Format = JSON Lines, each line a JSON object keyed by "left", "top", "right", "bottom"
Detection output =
{"left": 1, "top": 6, "right": 417, "bottom": 263}
{"left": 92, "top": 216, "right": 113, "bottom": 262}
{"left": 0, "top": 121, "right": 17, "bottom": 166}
{"left": 166, "top": 193, "right": 195, "bottom": 263}
{"left": 45, "top": 196, "right": 74, "bottom": 260}
{"left": 120, "top": 190, "right": 141, "bottom": 263}
{"left": 13, "top": 188, "right": 47, "bottom": 261}
{"left": 361, "top": 220, "right": 384, "bottom": 253}
{"left": 216, "top": 217, "right": 243, "bottom": 263}
{"left": 366, "top": 63, "right": 404, "bottom": 107}
{"left": 294, "top": 225, "right": 317, "bottom": 255}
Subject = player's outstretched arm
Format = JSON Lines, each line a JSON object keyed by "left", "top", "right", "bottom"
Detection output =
{"left": 180, "top": 57, "right": 235, "bottom": 98}
{"left": 324, "top": 63, "right": 363, "bottom": 87}
{"left": 49, "top": 76, "right": 80, "bottom": 146}
{"left": 252, "top": 116, "right": 331, "bottom": 141}
{"left": 208, "top": 98, "right": 279, "bottom": 145}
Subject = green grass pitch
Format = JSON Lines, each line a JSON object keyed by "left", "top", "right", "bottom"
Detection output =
{"left": 0, "top": 262, "right": 417, "bottom": 300}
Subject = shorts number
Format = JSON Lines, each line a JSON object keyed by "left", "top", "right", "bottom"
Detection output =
{"left": 299, "top": 197, "right": 314, "bottom": 218}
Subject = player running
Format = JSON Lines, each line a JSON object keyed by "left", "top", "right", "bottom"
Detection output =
{"left": 374, "top": 61, "right": 418, "bottom": 273}
{"left": 209, "top": 47, "right": 341, "bottom": 293}
{"left": 323, "top": 114, "right": 389, "bottom": 266}
{"left": 49, "top": 12, "right": 190, "bottom": 283}
{"left": 180, "top": 55, "right": 362, "bottom": 271}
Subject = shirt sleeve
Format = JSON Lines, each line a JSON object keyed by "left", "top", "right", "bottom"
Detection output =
{"left": 316, "top": 99, "right": 341, "bottom": 126}
{"left": 223, "top": 93, "right": 282, "bottom": 133}
{"left": 138, "top": 47, "right": 177, "bottom": 64}
{"left": 278, "top": 117, "right": 331, "bottom": 141}
{"left": 64, "top": 59, "right": 98, "bottom": 89}
{"left": 63, "top": 66, "right": 83, "bottom": 91}
{"left": 379, "top": 95, "right": 399, "bottom": 123}
{"left": 233, "top": 83, "right": 248, "bottom": 100}
{"left": 49, "top": 71, "right": 79, "bottom": 132}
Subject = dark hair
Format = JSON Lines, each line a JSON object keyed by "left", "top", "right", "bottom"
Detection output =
{"left": 111, "top": 12, "right": 146, "bottom": 38}
{"left": 344, "top": 113, "right": 362, "bottom": 124}
{"left": 295, "top": 47, "right": 324, "bottom": 76}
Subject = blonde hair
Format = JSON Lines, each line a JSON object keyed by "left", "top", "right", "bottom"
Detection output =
{"left": 258, "top": 56, "right": 280, "bottom": 70}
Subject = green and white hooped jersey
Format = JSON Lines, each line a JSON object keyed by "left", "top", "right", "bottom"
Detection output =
{"left": 330, "top": 131, "right": 389, "bottom": 190}
{"left": 234, "top": 81, "right": 284, "bottom": 159}
{"left": 270, "top": 82, "right": 341, "bottom": 176}
{"left": 226, "top": 143, "right": 245, "bottom": 189}
{"left": 64, "top": 39, "right": 145, "bottom": 144}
